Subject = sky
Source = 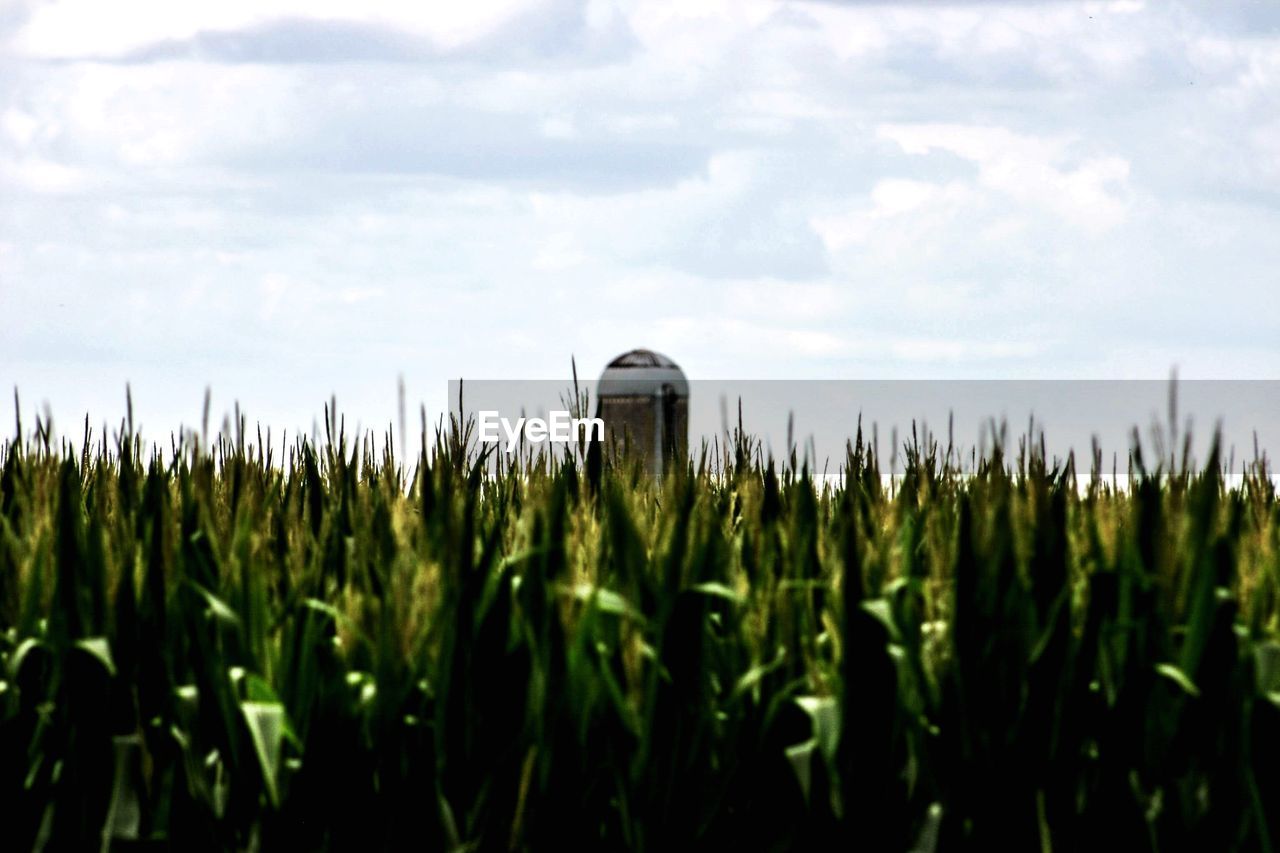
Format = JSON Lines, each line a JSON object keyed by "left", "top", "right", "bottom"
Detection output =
{"left": 2, "top": 0, "right": 1278, "bottom": 443}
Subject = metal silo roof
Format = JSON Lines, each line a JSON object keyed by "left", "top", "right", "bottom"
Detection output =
{"left": 598, "top": 349, "right": 688, "bottom": 397}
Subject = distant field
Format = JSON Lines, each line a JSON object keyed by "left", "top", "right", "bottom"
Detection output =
{"left": 1, "top": 407, "right": 1277, "bottom": 851}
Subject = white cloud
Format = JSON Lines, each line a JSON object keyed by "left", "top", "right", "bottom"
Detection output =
{"left": 878, "top": 123, "right": 1132, "bottom": 231}
{"left": 531, "top": 231, "right": 588, "bottom": 270}
{"left": 649, "top": 316, "right": 1047, "bottom": 366}
{"left": 0, "top": 155, "right": 91, "bottom": 191}
{"left": 539, "top": 115, "right": 578, "bottom": 139}
{"left": 2, "top": 0, "right": 1279, "bottom": 444}
{"left": 811, "top": 178, "right": 974, "bottom": 252}
{"left": 10, "top": 0, "right": 553, "bottom": 57}
{"left": 1, "top": 107, "right": 40, "bottom": 146}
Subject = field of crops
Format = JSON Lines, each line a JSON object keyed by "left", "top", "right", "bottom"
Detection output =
{"left": 1, "top": 402, "right": 1277, "bottom": 851}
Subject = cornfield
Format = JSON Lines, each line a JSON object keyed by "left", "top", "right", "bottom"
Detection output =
{"left": 1, "top": 398, "right": 1277, "bottom": 851}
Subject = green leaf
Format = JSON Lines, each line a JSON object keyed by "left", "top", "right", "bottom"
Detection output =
{"left": 1156, "top": 663, "right": 1201, "bottom": 697}
{"left": 1254, "top": 641, "right": 1280, "bottom": 695}
{"left": 561, "top": 582, "right": 645, "bottom": 623}
{"left": 786, "top": 740, "right": 817, "bottom": 803}
{"left": 241, "top": 701, "right": 285, "bottom": 807}
{"left": 729, "top": 648, "right": 787, "bottom": 705}
{"left": 234, "top": 670, "right": 302, "bottom": 749}
{"left": 9, "top": 636, "right": 46, "bottom": 678}
{"left": 689, "top": 581, "right": 741, "bottom": 603}
{"left": 860, "top": 599, "right": 901, "bottom": 643}
{"left": 188, "top": 580, "right": 239, "bottom": 627}
{"left": 795, "top": 695, "right": 840, "bottom": 761}
{"left": 73, "top": 636, "right": 115, "bottom": 676}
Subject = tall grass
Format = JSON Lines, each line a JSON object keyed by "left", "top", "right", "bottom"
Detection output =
{"left": 0, "top": 399, "right": 1277, "bottom": 851}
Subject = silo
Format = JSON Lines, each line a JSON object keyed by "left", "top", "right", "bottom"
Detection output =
{"left": 595, "top": 349, "right": 688, "bottom": 477}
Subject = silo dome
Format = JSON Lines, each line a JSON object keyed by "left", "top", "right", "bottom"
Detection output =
{"left": 596, "top": 349, "right": 688, "bottom": 477}
{"left": 597, "top": 348, "right": 689, "bottom": 398}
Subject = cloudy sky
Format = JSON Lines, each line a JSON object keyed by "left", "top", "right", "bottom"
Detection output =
{"left": 2, "top": 0, "right": 1278, "bottom": 440}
